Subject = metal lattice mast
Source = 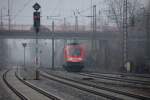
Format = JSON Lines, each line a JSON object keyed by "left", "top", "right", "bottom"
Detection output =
{"left": 8, "top": 0, "right": 11, "bottom": 31}
{"left": 64, "top": 17, "right": 66, "bottom": 31}
{"left": 92, "top": 5, "right": 96, "bottom": 50}
{"left": 75, "top": 16, "right": 78, "bottom": 32}
{"left": 123, "top": 0, "right": 128, "bottom": 67}
{"left": 1, "top": 8, "right": 3, "bottom": 29}
{"left": 93, "top": 5, "right": 96, "bottom": 32}
{"left": 91, "top": 0, "right": 93, "bottom": 31}
{"left": 146, "top": 2, "right": 150, "bottom": 59}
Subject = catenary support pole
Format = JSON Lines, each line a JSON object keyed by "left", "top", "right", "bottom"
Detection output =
{"left": 52, "top": 20, "right": 55, "bottom": 70}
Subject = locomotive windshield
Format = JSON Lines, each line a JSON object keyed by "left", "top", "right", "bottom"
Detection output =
{"left": 69, "top": 48, "right": 81, "bottom": 56}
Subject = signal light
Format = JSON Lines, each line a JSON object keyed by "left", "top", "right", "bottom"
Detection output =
{"left": 33, "top": 11, "right": 40, "bottom": 31}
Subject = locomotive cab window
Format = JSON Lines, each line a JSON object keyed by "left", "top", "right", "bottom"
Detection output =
{"left": 69, "top": 48, "right": 81, "bottom": 57}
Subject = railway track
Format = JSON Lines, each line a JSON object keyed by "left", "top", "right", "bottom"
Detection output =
{"left": 79, "top": 72, "right": 150, "bottom": 88}
{"left": 3, "top": 70, "right": 29, "bottom": 100}
{"left": 15, "top": 72, "right": 61, "bottom": 100}
{"left": 40, "top": 71, "right": 150, "bottom": 100}
{"left": 3, "top": 70, "right": 61, "bottom": 100}
{"left": 90, "top": 72, "right": 150, "bottom": 79}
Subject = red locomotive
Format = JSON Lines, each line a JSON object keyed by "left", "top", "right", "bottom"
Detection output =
{"left": 63, "top": 43, "right": 84, "bottom": 72}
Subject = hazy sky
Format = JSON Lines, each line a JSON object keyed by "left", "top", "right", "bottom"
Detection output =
{"left": 0, "top": 0, "right": 106, "bottom": 25}
{"left": 0, "top": 0, "right": 148, "bottom": 25}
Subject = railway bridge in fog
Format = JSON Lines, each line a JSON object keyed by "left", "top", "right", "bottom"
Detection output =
{"left": 0, "top": 30, "right": 116, "bottom": 39}
{"left": 0, "top": 30, "right": 146, "bottom": 42}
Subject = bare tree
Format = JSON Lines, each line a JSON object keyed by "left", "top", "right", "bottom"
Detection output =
{"left": 128, "top": 0, "right": 145, "bottom": 27}
{"left": 106, "top": 0, "right": 144, "bottom": 31}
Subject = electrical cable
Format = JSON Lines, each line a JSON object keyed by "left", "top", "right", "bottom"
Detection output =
{"left": 50, "top": 0, "right": 61, "bottom": 17}
{"left": 12, "top": 0, "right": 33, "bottom": 21}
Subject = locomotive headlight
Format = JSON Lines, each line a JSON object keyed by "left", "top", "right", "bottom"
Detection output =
{"left": 67, "top": 57, "right": 73, "bottom": 61}
{"left": 77, "top": 58, "right": 82, "bottom": 61}
{"left": 67, "top": 57, "right": 83, "bottom": 62}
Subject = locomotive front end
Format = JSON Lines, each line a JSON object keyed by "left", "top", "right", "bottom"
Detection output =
{"left": 63, "top": 43, "right": 84, "bottom": 72}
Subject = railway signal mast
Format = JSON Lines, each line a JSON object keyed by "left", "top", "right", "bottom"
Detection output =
{"left": 33, "top": 2, "right": 41, "bottom": 79}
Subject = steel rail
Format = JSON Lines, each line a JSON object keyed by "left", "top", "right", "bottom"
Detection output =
{"left": 15, "top": 72, "right": 61, "bottom": 100}
{"left": 2, "top": 70, "right": 29, "bottom": 100}
{"left": 79, "top": 73, "right": 150, "bottom": 100}
{"left": 40, "top": 71, "right": 149, "bottom": 100}
{"left": 80, "top": 73, "right": 150, "bottom": 86}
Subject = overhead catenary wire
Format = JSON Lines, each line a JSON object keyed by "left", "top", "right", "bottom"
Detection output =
{"left": 11, "top": 0, "right": 108, "bottom": 26}
{"left": 12, "top": 0, "right": 34, "bottom": 21}
{"left": 77, "top": 0, "right": 107, "bottom": 16}
{"left": 50, "top": 0, "right": 62, "bottom": 17}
